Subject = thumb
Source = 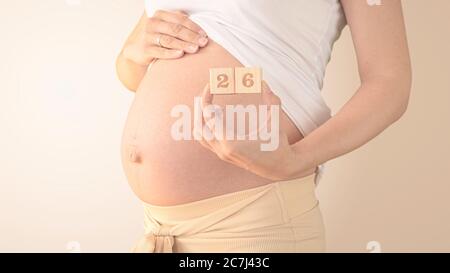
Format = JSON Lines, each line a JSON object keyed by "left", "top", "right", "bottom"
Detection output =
{"left": 174, "top": 10, "right": 188, "bottom": 16}
{"left": 261, "top": 81, "right": 281, "bottom": 106}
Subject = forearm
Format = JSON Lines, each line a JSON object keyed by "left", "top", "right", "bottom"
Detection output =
{"left": 115, "top": 13, "right": 149, "bottom": 92}
{"left": 290, "top": 77, "right": 411, "bottom": 175}
{"left": 116, "top": 52, "right": 148, "bottom": 92}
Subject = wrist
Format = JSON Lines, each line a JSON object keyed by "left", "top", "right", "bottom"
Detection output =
{"left": 282, "top": 142, "right": 316, "bottom": 180}
{"left": 116, "top": 50, "right": 149, "bottom": 92}
{"left": 119, "top": 47, "right": 152, "bottom": 67}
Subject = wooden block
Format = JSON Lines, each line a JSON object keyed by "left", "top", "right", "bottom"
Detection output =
{"left": 209, "top": 68, "right": 235, "bottom": 95}
{"left": 235, "top": 67, "right": 262, "bottom": 94}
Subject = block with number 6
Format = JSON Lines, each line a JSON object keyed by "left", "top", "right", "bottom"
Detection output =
{"left": 235, "top": 67, "right": 262, "bottom": 94}
{"left": 209, "top": 68, "right": 235, "bottom": 95}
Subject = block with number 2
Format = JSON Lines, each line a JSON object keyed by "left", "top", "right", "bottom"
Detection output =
{"left": 209, "top": 68, "right": 234, "bottom": 95}
{"left": 210, "top": 67, "right": 262, "bottom": 95}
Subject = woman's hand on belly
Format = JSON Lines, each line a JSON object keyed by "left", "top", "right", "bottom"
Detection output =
{"left": 194, "top": 82, "right": 316, "bottom": 181}
{"left": 117, "top": 10, "right": 209, "bottom": 91}
{"left": 122, "top": 10, "right": 209, "bottom": 66}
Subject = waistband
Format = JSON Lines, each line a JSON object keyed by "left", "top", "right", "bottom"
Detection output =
{"left": 143, "top": 171, "right": 317, "bottom": 222}
{"left": 134, "top": 171, "right": 318, "bottom": 253}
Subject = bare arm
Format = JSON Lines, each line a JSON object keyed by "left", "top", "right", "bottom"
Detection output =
{"left": 193, "top": 0, "right": 412, "bottom": 181}
{"left": 289, "top": 0, "right": 412, "bottom": 175}
{"left": 116, "top": 13, "right": 151, "bottom": 92}
{"left": 116, "top": 11, "right": 209, "bottom": 92}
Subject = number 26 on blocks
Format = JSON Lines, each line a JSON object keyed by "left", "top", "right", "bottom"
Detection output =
{"left": 209, "top": 67, "right": 262, "bottom": 95}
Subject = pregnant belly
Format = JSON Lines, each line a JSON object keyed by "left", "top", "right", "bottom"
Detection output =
{"left": 121, "top": 40, "right": 304, "bottom": 206}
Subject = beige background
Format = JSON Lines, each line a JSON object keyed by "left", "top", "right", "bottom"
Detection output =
{"left": 0, "top": 0, "right": 449, "bottom": 252}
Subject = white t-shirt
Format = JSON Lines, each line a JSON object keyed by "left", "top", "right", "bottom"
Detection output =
{"left": 144, "top": 0, "right": 347, "bottom": 182}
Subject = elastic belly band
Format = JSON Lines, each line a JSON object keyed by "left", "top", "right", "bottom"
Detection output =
{"left": 132, "top": 171, "right": 318, "bottom": 253}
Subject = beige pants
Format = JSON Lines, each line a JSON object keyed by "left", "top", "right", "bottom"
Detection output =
{"left": 132, "top": 172, "right": 325, "bottom": 253}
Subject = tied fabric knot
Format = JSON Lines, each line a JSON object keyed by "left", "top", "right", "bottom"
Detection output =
{"left": 133, "top": 233, "right": 174, "bottom": 253}
{"left": 133, "top": 184, "right": 278, "bottom": 253}
{"left": 133, "top": 226, "right": 175, "bottom": 253}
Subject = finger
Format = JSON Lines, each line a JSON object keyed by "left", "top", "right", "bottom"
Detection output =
{"left": 261, "top": 81, "right": 281, "bottom": 106}
{"left": 149, "top": 33, "right": 199, "bottom": 53}
{"left": 203, "top": 105, "right": 226, "bottom": 141}
{"left": 146, "top": 46, "right": 184, "bottom": 59}
{"left": 194, "top": 118, "right": 222, "bottom": 155}
{"left": 199, "top": 140, "right": 217, "bottom": 154}
{"left": 215, "top": 141, "right": 253, "bottom": 169}
{"left": 201, "top": 107, "right": 245, "bottom": 167}
{"left": 200, "top": 84, "right": 219, "bottom": 131}
{"left": 196, "top": 136, "right": 239, "bottom": 167}
{"left": 173, "top": 10, "right": 188, "bottom": 15}
{"left": 217, "top": 151, "right": 244, "bottom": 166}
{"left": 193, "top": 100, "right": 219, "bottom": 143}
{"left": 151, "top": 19, "right": 208, "bottom": 47}
{"left": 199, "top": 136, "right": 241, "bottom": 167}
{"left": 199, "top": 84, "right": 226, "bottom": 141}
{"left": 260, "top": 81, "right": 281, "bottom": 132}
{"left": 261, "top": 80, "right": 281, "bottom": 115}
{"left": 193, "top": 127, "right": 216, "bottom": 153}
{"left": 201, "top": 83, "right": 214, "bottom": 108}
{"left": 153, "top": 10, "right": 207, "bottom": 36}
{"left": 198, "top": 83, "right": 248, "bottom": 168}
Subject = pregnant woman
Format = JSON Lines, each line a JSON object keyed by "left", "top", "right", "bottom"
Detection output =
{"left": 116, "top": 0, "right": 411, "bottom": 253}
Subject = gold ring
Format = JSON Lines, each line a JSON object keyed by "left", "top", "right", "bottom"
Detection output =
{"left": 156, "top": 34, "right": 163, "bottom": 47}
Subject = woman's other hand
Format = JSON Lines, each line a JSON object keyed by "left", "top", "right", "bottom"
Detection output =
{"left": 194, "top": 82, "right": 316, "bottom": 181}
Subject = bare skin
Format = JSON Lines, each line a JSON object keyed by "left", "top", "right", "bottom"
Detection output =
{"left": 117, "top": 1, "right": 411, "bottom": 206}
{"left": 120, "top": 39, "right": 305, "bottom": 205}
